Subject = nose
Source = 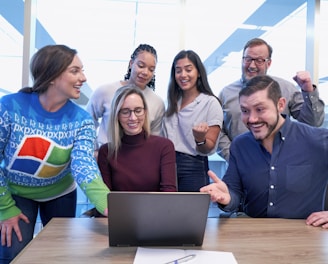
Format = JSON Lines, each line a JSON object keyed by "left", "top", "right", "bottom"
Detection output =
{"left": 141, "top": 68, "right": 151, "bottom": 77}
{"left": 80, "top": 72, "right": 87, "bottom": 82}
{"left": 128, "top": 111, "right": 138, "bottom": 120}
{"left": 248, "top": 111, "right": 258, "bottom": 123}
{"left": 178, "top": 70, "right": 187, "bottom": 78}
{"left": 249, "top": 59, "right": 257, "bottom": 68}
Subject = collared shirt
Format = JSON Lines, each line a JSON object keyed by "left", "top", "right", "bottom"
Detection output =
{"left": 217, "top": 76, "right": 325, "bottom": 161}
{"left": 222, "top": 116, "right": 328, "bottom": 219}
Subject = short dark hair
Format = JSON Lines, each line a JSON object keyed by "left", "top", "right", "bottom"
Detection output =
{"left": 243, "top": 38, "right": 273, "bottom": 59}
{"left": 239, "top": 75, "right": 282, "bottom": 105}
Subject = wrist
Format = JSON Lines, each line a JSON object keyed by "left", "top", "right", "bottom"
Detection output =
{"left": 195, "top": 138, "right": 206, "bottom": 146}
{"left": 302, "top": 84, "right": 316, "bottom": 92}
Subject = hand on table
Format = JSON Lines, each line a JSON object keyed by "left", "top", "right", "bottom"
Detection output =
{"left": 306, "top": 211, "right": 328, "bottom": 228}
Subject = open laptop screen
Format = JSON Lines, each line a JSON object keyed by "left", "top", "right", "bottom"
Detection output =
{"left": 108, "top": 192, "right": 210, "bottom": 247}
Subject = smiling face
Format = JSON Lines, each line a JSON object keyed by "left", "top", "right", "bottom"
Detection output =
{"left": 128, "top": 51, "right": 156, "bottom": 89}
{"left": 51, "top": 55, "right": 87, "bottom": 100}
{"left": 118, "top": 93, "right": 146, "bottom": 135}
{"left": 240, "top": 89, "right": 285, "bottom": 142}
{"left": 241, "top": 44, "right": 272, "bottom": 82}
{"left": 174, "top": 57, "right": 199, "bottom": 92}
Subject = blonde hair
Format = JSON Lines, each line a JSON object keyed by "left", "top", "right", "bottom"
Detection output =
{"left": 107, "top": 84, "right": 150, "bottom": 159}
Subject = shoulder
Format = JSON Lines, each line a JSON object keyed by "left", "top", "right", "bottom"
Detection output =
{"left": 98, "top": 143, "right": 109, "bottom": 154}
{"left": 233, "top": 131, "right": 253, "bottom": 141}
{"left": 91, "top": 81, "right": 123, "bottom": 96}
{"left": 0, "top": 92, "right": 32, "bottom": 109}
{"left": 219, "top": 80, "right": 242, "bottom": 98}
{"left": 221, "top": 80, "right": 242, "bottom": 92}
{"left": 199, "top": 93, "right": 221, "bottom": 106}
{"left": 1, "top": 91, "right": 28, "bottom": 101}
{"left": 67, "top": 101, "right": 94, "bottom": 122}
{"left": 285, "top": 116, "right": 325, "bottom": 135}
{"left": 270, "top": 76, "right": 296, "bottom": 89}
{"left": 230, "top": 131, "right": 256, "bottom": 151}
{"left": 143, "top": 87, "right": 164, "bottom": 102}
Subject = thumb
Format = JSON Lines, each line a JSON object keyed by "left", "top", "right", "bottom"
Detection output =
{"left": 19, "top": 213, "right": 30, "bottom": 224}
{"left": 207, "top": 170, "right": 221, "bottom": 183}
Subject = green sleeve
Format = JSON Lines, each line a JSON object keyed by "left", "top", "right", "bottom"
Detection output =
{"left": 0, "top": 187, "right": 22, "bottom": 221}
{"left": 80, "top": 174, "right": 110, "bottom": 215}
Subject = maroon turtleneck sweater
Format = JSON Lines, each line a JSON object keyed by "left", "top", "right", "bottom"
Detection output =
{"left": 97, "top": 131, "right": 177, "bottom": 192}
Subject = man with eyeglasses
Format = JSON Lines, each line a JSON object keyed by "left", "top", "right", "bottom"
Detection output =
{"left": 217, "top": 37, "right": 325, "bottom": 162}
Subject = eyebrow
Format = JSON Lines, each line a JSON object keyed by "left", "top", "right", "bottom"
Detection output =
{"left": 175, "top": 64, "right": 193, "bottom": 69}
{"left": 68, "top": 65, "right": 83, "bottom": 70}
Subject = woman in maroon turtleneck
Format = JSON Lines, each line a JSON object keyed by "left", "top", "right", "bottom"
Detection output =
{"left": 97, "top": 85, "right": 177, "bottom": 192}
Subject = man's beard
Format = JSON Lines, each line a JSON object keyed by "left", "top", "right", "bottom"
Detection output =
{"left": 252, "top": 112, "right": 280, "bottom": 142}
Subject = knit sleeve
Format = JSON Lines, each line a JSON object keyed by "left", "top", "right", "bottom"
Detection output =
{"left": 0, "top": 96, "right": 22, "bottom": 220}
{"left": 71, "top": 117, "right": 110, "bottom": 214}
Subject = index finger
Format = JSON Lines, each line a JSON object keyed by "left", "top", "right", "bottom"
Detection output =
{"left": 207, "top": 170, "right": 221, "bottom": 183}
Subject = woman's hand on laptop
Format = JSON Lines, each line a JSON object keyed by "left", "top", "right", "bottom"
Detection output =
{"left": 200, "top": 170, "right": 231, "bottom": 205}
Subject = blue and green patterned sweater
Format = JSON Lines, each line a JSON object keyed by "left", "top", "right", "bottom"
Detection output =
{"left": 0, "top": 92, "right": 109, "bottom": 220}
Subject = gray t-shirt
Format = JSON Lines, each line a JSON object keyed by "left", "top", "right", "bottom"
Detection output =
{"left": 163, "top": 93, "right": 223, "bottom": 156}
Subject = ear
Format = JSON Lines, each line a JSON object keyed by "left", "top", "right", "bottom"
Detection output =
{"left": 267, "top": 59, "right": 272, "bottom": 68}
{"left": 277, "top": 97, "right": 286, "bottom": 113}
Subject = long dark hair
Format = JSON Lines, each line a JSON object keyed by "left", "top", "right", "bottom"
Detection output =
{"left": 20, "top": 45, "right": 77, "bottom": 94}
{"left": 165, "top": 50, "right": 218, "bottom": 117}
{"left": 124, "top": 44, "right": 157, "bottom": 90}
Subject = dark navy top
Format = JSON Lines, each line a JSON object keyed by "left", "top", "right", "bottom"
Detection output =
{"left": 222, "top": 115, "right": 328, "bottom": 219}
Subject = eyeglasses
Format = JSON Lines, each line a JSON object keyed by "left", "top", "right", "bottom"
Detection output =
{"left": 119, "top": 107, "right": 145, "bottom": 118}
{"left": 242, "top": 56, "right": 270, "bottom": 66}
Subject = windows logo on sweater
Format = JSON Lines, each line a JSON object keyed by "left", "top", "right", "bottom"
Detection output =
{"left": 9, "top": 136, "right": 72, "bottom": 178}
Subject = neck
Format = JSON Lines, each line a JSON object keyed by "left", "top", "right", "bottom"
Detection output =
{"left": 180, "top": 89, "right": 200, "bottom": 109}
{"left": 39, "top": 92, "right": 67, "bottom": 112}
{"left": 126, "top": 80, "right": 146, "bottom": 90}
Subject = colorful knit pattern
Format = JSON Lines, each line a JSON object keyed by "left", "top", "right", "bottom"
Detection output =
{"left": 9, "top": 136, "right": 72, "bottom": 178}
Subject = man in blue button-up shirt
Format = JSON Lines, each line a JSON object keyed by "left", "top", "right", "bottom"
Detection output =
{"left": 201, "top": 75, "right": 328, "bottom": 228}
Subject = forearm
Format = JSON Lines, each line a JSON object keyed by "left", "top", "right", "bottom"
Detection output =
{"left": 195, "top": 126, "right": 221, "bottom": 155}
{"left": 80, "top": 176, "right": 110, "bottom": 214}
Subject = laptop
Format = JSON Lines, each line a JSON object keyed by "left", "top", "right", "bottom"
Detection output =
{"left": 107, "top": 191, "right": 210, "bottom": 247}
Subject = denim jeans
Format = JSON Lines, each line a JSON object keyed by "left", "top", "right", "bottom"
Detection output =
{"left": 0, "top": 189, "right": 77, "bottom": 264}
{"left": 176, "top": 151, "right": 209, "bottom": 192}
